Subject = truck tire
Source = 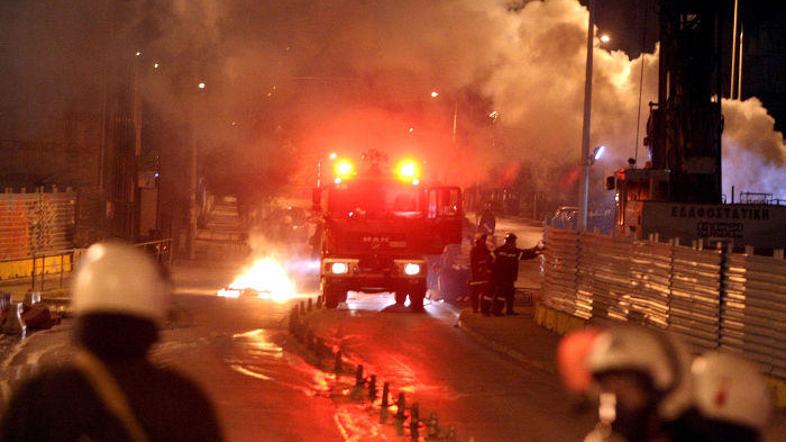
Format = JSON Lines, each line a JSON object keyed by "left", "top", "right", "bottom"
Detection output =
{"left": 324, "top": 285, "right": 342, "bottom": 309}
{"left": 410, "top": 289, "right": 426, "bottom": 312}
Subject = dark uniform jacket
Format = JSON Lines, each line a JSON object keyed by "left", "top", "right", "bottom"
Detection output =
{"left": 492, "top": 243, "right": 539, "bottom": 285}
{"left": 1, "top": 313, "right": 222, "bottom": 442}
{"left": 470, "top": 242, "right": 493, "bottom": 282}
{"left": 1, "top": 359, "right": 222, "bottom": 442}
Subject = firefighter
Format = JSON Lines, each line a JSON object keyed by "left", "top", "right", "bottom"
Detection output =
{"left": 477, "top": 205, "right": 496, "bottom": 235}
{"left": 583, "top": 326, "right": 693, "bottom": 442}
{"left": 1, "top": 242, "right": 223, "bottom": 442}
{"left": 469, "top": 233, "right": 493, "bottom": 314}
{"left": 490, "top": 233, "right": 542, "bottom": 316}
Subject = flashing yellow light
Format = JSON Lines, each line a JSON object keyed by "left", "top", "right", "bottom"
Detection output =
{"left": 394, "top": 159, "right": 421, "bottom": 183}
{"left": 334, "top": 159, "right": 355, "bottom": 179}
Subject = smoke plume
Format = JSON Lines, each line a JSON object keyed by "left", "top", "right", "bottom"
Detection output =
{"left": 3, "top": 0, "right": 785, "bottom": 201}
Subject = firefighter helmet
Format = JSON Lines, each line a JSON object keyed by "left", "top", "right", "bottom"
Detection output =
{"left": 504, "top": 233, "right": 517, "bottom": 244}
{"left": 690, "top": 351, "right": 770, "bottom": 432}
{"left": 72, "top": 241, "right": 170, "bottom": 323}
{"left": 586, "top": 326, "right": 693, "bottom": 419}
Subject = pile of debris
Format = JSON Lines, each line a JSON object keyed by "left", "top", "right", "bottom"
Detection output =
{"left": 0, "top": 291, "right": 63, "bottom": 337}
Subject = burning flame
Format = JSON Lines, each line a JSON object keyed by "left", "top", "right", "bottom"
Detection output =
{"left": 217, "top": 257, "right": 297, "bottom": 302}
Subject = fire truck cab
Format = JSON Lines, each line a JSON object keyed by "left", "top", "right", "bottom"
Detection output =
{"left": 312, "top": 150, "right": 462, "bottom": 310}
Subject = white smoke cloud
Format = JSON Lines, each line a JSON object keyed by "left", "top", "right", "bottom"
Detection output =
{"left": 722, "top": 98, "right": 786, "bottom": 200}
{"left": 482, "top": 0, "right": 660, "bottom": 187}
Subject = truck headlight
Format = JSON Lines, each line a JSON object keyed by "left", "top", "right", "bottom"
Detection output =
{"left": 331, "top": 262, "right": 349, "bottom": 274}
{"left": 403, "top": 263, "right": 421, "bottom": 276}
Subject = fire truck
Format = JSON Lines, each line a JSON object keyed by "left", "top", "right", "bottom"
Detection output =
{"left": 311, "top": 150, "right": 462, "bottom": 310}
{"left": 607, "top": 0, "right": 786, "bottom": 251}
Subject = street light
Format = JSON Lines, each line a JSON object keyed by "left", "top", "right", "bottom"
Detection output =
{"left": 592, "top": 144, "right": 606, "bottom": 164}
{"left": 198, "top": 82, "right": 206, "bottom": 90}
{"left": 599, "top": 33, "right": 611, "bottom": 44}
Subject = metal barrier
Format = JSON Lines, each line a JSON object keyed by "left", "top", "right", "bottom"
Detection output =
{"left": 722, "top": 252, "right": 786, "bottom": 379}
{"left": 0, "top": 239, "right": 172, "bottom": 292}
{"left": 542, "top": 227, "right": 786, "bottom": 377}
{"left": 30, "top": 249, "right": 78, "bottom": 292}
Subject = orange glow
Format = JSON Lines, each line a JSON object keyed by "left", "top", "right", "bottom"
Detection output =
{"left": 334, "top": 159, "right": 355, "bottom": 179}
{"left": 217, "top": 257, "right": 297, "bottom": 302}
{"left": 394, "top": 158, "right": 420, "bottom": 183}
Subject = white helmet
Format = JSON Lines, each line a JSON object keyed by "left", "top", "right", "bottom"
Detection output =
{"left": 586, "top": 326, "right": 693, "bottom": 419}
{"left": 72, "top": 241, "right": 170, "bottom": 323}
{"left": 691, "top": 351, "right": 771, "bottom": 432}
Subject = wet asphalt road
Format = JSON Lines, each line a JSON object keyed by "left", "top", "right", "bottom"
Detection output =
{"left": 0, "top": 221, "right": 597, "bottom": 441}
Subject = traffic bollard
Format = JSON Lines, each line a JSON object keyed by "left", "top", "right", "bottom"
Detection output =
{"left": 307, "top": 298, "right": 313, "bottom": 312}
{"left": 299, "top": 301, "right": 306, "bottom": 315}
{"left": 381, "top": 382, "right": 390, "bottom": 408}
{"left": 410, "top": 402, "right": 420, "bottom": 440}
{"left": 355, "top": 365, "right": 364, "bottom": 388}
{"left": 1, "top": 303, "right": 27, "bottom": 337}
{"left": 395, "top": 393, "right": 407, "bottom": 420}
{"left": 426, "top": 412, "right": 439, "bottom": 439}
{"left": 445, "top": 426, "right": 457, "bottom": 442}
{"left": 317, "top": 295, "right": 323, "bottom": 309}
{"left": 335, "top": 350, "right": 343, "bottom": 372}
{"left": 368, "top": 375, "right": 377, "bottom": 401}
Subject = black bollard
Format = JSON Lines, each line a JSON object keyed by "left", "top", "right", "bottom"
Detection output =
{"left": 410, "top": 402, "right": 420, "bottom": 440}
{"left": 307, "top": 297, "right": 313, "bottom": 312}
{"left": 355, "top": 365, "right": 364, "bottom": 388}
{"left": 381, "top": 382, "right": 390, "bottom": 408}
{"left": 445, "top": 426, "right": 457, "bottom": 442}
{"left": 315, "top": 337, "right": 326, "bottom": 357}
{"left": 395, "top": 392, "right": 407, "bottom": 420}
{"left": 368, "top": 375, "right": 377, "bottom": 401}
{"left": 427, "top": 412, "right": 439, "bottom": 439}
{"left": 335, "top": 350, "right": 343, "bottom": 372}
{"left": 299, "top": 301, "right": 306, "bottom": 315}
{"left": 316, "top": 295, "right": 323, "bottom": 309}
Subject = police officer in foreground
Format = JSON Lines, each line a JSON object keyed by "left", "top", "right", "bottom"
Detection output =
{"left": 670, "top": 351, "right": 771, "bottom": 442}
{"left": 583, "top": 326, "right": 693, "bottom": 442}
{"left": 1, "top": 241, "right": 223, "bottom": 442}
{"left": 490, "top": 232, "right": 543, "bottom": 316}
{"left": 469, "top": 233, "right": 493, "bottom": 314}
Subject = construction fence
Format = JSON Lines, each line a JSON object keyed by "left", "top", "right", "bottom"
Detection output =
{"left": 541, "top": 226, "right": 786, "bottom": 380}
{"left": 0, "top": 187, "right": 75, "bottom": 261}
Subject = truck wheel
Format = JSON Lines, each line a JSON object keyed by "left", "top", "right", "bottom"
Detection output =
{"left": 394, "top": 291, "right": 407, "bottom": 305}
{"left": 410, "top": 289, "right": 426, "bottom": 312}
{"left": 324, "top": 285, "right": 341, "bottom": 308}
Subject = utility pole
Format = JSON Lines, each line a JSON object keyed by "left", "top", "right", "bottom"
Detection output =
{"left": 578, "top": 0, "right": 595, "bottom": 231}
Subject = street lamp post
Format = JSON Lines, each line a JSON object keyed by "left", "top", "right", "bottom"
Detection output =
{"left": 578, "top": 0, "right": 596, "bottom": 231}
{"left": 429, "top": 90, "right": 458, "bottom": 145}
{"left": 187, "top": 81, "right": 206, "bottom": 260}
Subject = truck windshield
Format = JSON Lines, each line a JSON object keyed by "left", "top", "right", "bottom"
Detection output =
{"left": 328, "top": 180, "right": 423, "bottom": 219}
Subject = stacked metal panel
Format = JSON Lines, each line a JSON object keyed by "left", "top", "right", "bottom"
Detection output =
{"left": 722, "top": 254, "right": 786, "bottom": 378}
{"left": 628, "top": 239, "right": 672, "bottom": 330}
{"left": 579, "top": 232, "right": 635, "bottom": 325}
{"left": 542, "top": 227, "right": 587, "bottom": 318}
{"left": 668, "top": 245, "right": 723, "bottom": 353}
